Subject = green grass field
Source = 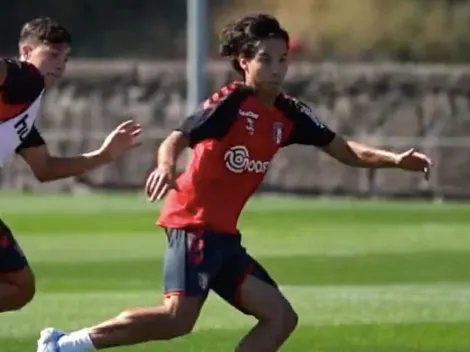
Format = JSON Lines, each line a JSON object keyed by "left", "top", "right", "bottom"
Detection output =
{"left": 1, "top": 193, "right": 470, "bottom": 351}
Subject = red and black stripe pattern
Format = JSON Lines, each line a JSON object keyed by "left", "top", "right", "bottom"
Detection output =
{"left": 202, "top": 81, "right": 243, "bottom": 110}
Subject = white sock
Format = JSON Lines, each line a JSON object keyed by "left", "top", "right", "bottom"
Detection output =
{"left": 58, "top": 329, "right": 96, "bottom": 352}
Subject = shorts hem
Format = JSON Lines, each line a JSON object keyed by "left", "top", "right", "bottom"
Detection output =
{"left": 234, "top": 262, "right": 254, "bottom": 308}
{"left": 157, "top": 222, "right": 239, "bottom": 235}
{"left": 163, "top": 290, "right": 185, "bottom": 298}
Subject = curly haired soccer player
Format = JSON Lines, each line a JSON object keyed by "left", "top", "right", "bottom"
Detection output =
{"left": 0, "top": 17, "right": 141, "bottom": 314}
{"left": 38, "top": 14, "right": 432, "bottom": 352}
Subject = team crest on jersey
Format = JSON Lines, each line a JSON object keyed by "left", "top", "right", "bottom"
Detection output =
{"left": 273, "top": 122, "right": 283, "bottom": 145}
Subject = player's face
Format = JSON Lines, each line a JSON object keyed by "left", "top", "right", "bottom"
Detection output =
{"left": 240, "top": 38, "right": 289, "bottom": 93}
{"left": 21, "top": 42, "right": 70, "bottom": 87}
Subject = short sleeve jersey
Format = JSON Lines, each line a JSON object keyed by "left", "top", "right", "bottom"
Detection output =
{"left": 0, "top": 59, "right": 46, "bottom": 154}
{"left": 157, "top": 82, "right": 336, "bottom": 234}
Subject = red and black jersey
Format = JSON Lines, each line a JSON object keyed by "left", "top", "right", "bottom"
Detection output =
{"left": 157, "top": 82, "right": 336, "bottom": 234}
{"left": 0, "top": 58, "right": 46, "bottom": 153}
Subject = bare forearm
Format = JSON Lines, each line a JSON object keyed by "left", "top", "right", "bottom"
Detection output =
{"left": 157, "top": 131, "right": 188, "bottom": 167}
{"left": 341, "top": 141, "right": 399, "bottom": 168}
{"left": 325, "top": 138, "right": 399, "bottom": 168}
{"left": 40, "top": 150, "right": 110, "bottom": 182}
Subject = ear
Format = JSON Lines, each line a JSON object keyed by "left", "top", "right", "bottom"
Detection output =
{"left": 19, "top": 43, "right": 34, "bottom": 60}
{"left": 238, "top": 56, "right": 249, "bottom": 72}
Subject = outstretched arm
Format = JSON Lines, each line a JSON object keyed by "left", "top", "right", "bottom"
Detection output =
{"left": 322, "top": 135, "right": 431, "bottom": 177}
{"left": 280, "top": 97, "right": 432, "bottom": 178}
{"left": 18, "top": 144, "right": 110, "bottom": 182}
{"left": 323, "top": 135, "right": 399, "bottom": 168}
{"left": 17, "top": 120, "right": 141, "bottom": 182}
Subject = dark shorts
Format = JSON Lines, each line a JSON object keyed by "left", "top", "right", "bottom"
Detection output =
{"left": 0, "top": 218, "right": 28, "bottom": 274}
{"left": 163, "top": 228, "right": 277, "bottom": 315}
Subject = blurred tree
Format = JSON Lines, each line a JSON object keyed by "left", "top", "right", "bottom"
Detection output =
{"left": 0, "top": 0, "right": 186, "bottom": 58}
{"left": 3, "top": 0, "right": 470, "bottom": 62}
{"left": 214, "top": 0, "right": 470, "bottom": 62}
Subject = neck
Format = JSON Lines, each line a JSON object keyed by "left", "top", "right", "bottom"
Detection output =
{"left": 244, "top": 80, "right": 278, "bottom": 107}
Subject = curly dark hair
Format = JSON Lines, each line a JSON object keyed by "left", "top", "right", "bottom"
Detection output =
{"left": 219, "top": 14, "right": 290, "bottom": 75}
{"left": 19, "top": 17, "right": 71, "bottom": 45}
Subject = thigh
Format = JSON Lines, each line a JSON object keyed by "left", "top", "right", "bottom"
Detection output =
{"left": 210, "top": 240, "right": 278, "bottom": 315}
{"left": 236, "top": 274, "right": 294, "bottom": 322}
{"left": 162, "top": 228, "right": 223, "bottom": 299}
{"left": 0, "top": 218, "right": 29, "bottom": 274}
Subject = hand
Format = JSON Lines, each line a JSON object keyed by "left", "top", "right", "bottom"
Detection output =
{"left": 396, "top": 148, "right": 432, "bottom": 180}
{"left": 100, "top": 120, "right": 142, "bottom": 160}
{"left": 145, "top": 164, "right": 177, "bottom": 202}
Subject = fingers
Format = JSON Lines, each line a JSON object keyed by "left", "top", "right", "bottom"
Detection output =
{"left": 417, "top": 154, "right": 432, "bottom": 181}
{"left": 115, "top": 120, "right": 142, "bottom": 140}
{"left": 145, "top": 170, "right": 158, "bottom": 198}
{"left": 157, "top": 183, "right": 169, "bottom": 200}
{"left": 121, "top": 122, "right": 142, "bottom": 141}
{"left": 145, "top": 171, "right": 162, "bottom": 202}
{"left": 131, "top": 128, "right": 142, "bottom": 137}
{"left": 145, "top": 169, "right": 174, "bottom": 202}
{"left": 413, "top": 152, "right": 432, "bottom": 179}
{"left": 149, "top": 172, "right": 165, "bottom": 202}
{"left": 131, "top": 128, "right": 143, "bottom": 147}
{"left": 116, "top": 119, "right": 139, "bottom": 130}
{"left": 120, "top": 122, "right": 142, "bottom": 148}
{"left": 412, "top": 151, "right": 432, "bottom": 164}
{"left": 424, "top": 157, "right": 433, "bottom": 181}
{"left": 415, "top": 155, "right": 432, "bottom": 180}
{"left": 399, "top": 148, "right": 433, "bottom": 180}
{"left": 403, "top": 148, "right": 416, "bottom": 157}
{"left": 424, "top": 166, "right": 431, "bottom": 181}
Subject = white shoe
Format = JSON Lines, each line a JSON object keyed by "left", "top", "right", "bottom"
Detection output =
{"left": 37, "top": 328, "right": 65, "bottom": 352}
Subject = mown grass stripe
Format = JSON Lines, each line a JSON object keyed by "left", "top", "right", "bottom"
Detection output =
{"left": 2, "top": 284, "right": 470, "bottom": 337}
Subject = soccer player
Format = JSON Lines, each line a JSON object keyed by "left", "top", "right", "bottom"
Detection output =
{"left": 0, "top": 18, "right": 141, "bottom": 313}
{"left": 38, "top": 14, "right": 432, "bottom": 352}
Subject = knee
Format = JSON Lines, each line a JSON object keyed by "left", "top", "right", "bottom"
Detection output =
{"left": 17, "top": 278, "right": 36, "bottom": 310}
{"left": 277, "top": 304, "right": 298, "bottom": 335}
{"left": 4, "top": 275, "right": 36, "bottom": 311}
{"left": 166, "top": 313, "right": 196, "bottom": 339}
{"left": 165, "top": 301, "right": 198, "bottom": 339}
{"left": 282, "top": 306, "right": 299, "bottom": 334}
{"left": 264, "top": 301, "right": 298, "bottom": 336}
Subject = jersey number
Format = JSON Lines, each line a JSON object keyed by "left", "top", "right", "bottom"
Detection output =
{"left": 14, "top": 114, "right": 30, "bottom": 142}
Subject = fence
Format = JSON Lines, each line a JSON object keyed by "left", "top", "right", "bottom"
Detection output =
{"left": 1, "top": 60, "right": 470, "bottom": 199}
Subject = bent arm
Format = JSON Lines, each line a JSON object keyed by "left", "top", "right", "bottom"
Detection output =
{"left": 157, "top": 131, "right": 189, "bottom": 168}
